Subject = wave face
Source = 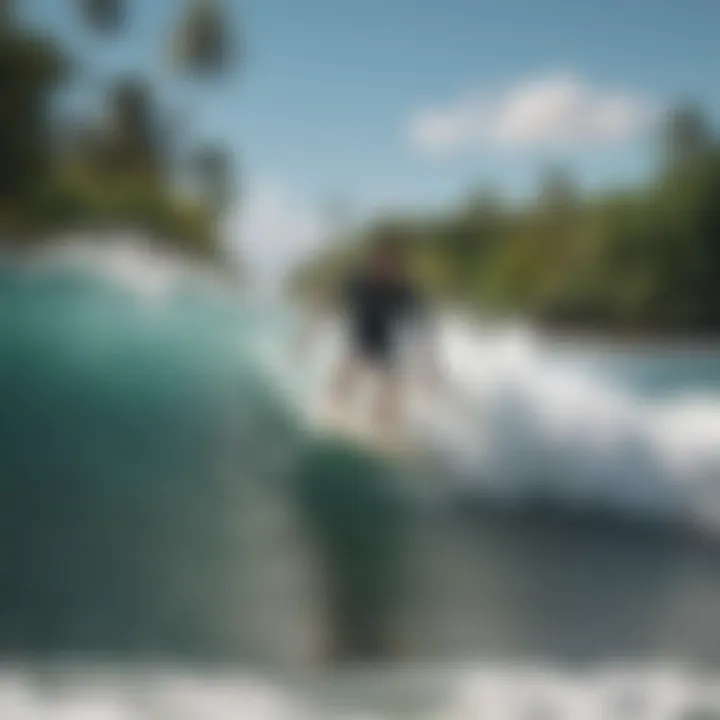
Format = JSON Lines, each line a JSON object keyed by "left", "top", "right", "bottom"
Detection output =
{"left": 0, "top": 241, "right": 330, "bottom": 668}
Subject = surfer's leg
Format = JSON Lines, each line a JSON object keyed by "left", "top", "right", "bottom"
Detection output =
{"left": 372, "top": 362, "right": 403, "bottom": 437}
{"left": 327, "top": 353, "right": 361, "bottom": 416}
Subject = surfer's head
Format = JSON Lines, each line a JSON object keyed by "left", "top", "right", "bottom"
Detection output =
{"left": 368, "top": 226, "right": 407, "bottom": 280}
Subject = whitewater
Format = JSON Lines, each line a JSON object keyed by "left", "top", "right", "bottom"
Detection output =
{"left": 259, "top": 305, "right": 720, "bottom": 535}
{"left": 2, "top": 663, "right": 720, "bottom": 719}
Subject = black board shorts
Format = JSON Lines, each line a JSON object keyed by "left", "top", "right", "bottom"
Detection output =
{"left": 342, "top": 272, "right": 422, "bottom": 372}
{"left": 350, "top": 330, "right": 397, "bottom": 370}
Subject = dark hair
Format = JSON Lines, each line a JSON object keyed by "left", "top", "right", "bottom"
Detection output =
{"left": 370, "top": 225, "right": 406, "bottom": 261}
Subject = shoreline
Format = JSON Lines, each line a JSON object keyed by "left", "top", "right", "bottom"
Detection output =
{"left": 441, "top": 306, "right": 720, "bottom": 350}
{"left": 538, "top": 325, "right": 720, "bottom": 352}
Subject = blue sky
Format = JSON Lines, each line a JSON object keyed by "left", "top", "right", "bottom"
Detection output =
{"left": 20, "top": 0, "right": 720, "bottom": 276}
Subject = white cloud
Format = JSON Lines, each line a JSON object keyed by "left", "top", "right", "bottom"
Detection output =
{"left": 224, "top": 181, "right": 329, "bottom": 290}
{"left": 409, "top": 74, "right": 657, "bottom": 155}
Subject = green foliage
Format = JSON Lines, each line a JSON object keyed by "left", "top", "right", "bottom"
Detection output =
{"left": 0, "top": 30, "right": 66, "bottom": 204}
{"left": 663, "top": 103, "right": 714, "bottom": 169}
{"left": 77, "top": 0, "right": 125, "bottom": 34}
{"left": 295, "top": 114, "right": 720, "bottom": 333}
{"left": 172, "top": 0, "right": 237, "bottom": 78}
{"left": 0, "top": 0, "right": 236, "bottom": 262}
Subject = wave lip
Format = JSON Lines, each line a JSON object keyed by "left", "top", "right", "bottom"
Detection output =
{"left": 10, "top": 233, "right": 236, "bottom": 306}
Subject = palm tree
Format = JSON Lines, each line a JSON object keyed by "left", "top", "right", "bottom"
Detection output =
{"left": 664, "top": 104, "right": 713, "bottom": 168}
{"left": 77, "top": 0, "right": 125, "bottom": 34}
{"left": 0, "top": 31, "right": 66, "bottom": 200}
{"left": 171, "top": 0, "right": 236, "bottom": 77}
{"left": 99, "top": 77, "right": 163, "bottom": 177}
{"left": 0, "top": 0, "right": 14, "bottom": 28}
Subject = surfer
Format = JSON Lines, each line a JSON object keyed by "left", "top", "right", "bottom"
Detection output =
{"left": 324, "top": 228, "right": 439, "bottom": 441}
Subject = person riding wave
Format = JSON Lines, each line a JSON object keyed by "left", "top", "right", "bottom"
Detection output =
{"left": 318, "top": 228, "right": 441, "bottom": 441}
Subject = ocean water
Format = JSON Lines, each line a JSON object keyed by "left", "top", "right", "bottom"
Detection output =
{"left": 1, "top": 239, "right": 720, "bottom": 718}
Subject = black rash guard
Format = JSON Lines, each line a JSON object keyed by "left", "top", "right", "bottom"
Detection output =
{"left": 341, "top": 272, "right": 424, "bottom": 366}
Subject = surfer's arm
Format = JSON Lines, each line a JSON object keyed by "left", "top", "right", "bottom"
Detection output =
{"left": 293, "top": 277, "right": 352, "bottom": 353}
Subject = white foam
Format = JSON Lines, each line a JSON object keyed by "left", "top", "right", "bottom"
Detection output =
{"left": 430, "top": 317, "right": 720, "bottom": 528}
{"left": 436, "top": 663, "right": 720, "bottom": 720}
{"left": 267, "top": 312, "right": 720, "bottom": 530}
{"left": 1, "top": 664, "right": 720, "bottom": 719}
{"left": 0, "top": 670, "right": 313, "bottom": 720}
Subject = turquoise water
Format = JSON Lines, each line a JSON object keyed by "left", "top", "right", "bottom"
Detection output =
{"left": 2, "top": 248, "right": 720, "bottom": 717}
{"left": 0, "top": 265, "right": 310, "bottom": 663}
{"left": 0, "top": 258, "right": 413, "bottom": 669}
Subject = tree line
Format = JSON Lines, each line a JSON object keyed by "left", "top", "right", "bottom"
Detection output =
{"left": 293, "top": 107, "right": 720, "bottom": 334}
{"left": 0, "top": 0, "right": 239, "bottom": 260}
